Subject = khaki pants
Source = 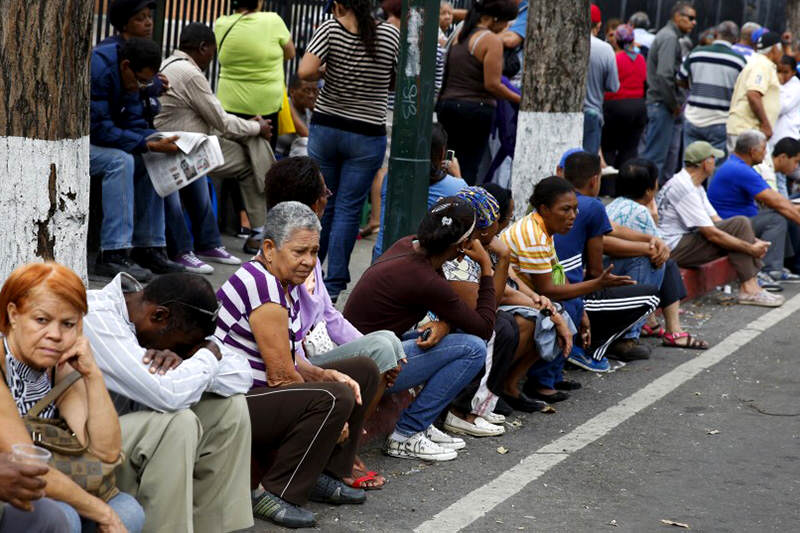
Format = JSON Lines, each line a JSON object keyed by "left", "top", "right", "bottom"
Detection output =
{"left": 209, "top": 137, "right": 273, "bottom": 229}
{"left": 117, "top": 394, "right": 253, "bottom": 533}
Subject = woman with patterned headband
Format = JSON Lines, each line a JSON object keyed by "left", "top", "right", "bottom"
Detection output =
{"left": 344, "top": 198, "right": 496, "bottom": 462}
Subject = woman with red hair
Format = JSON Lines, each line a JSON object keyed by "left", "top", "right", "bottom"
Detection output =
{"left": 0, "top": 263, "right": 144, "bottom": 533}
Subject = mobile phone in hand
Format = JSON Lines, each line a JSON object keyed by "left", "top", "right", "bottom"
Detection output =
{"left": 445, "top": 150, "right": 455, "bottom": 162}
{"left": 421, "top": 328, "right": 433, "bottom": 342}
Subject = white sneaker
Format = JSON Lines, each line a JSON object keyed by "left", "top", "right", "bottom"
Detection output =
{"left": 424, "top": 424, "right": 466, "bottom": 450}
{"left": 443, "top": 412, "right": 505, "bottom": 437}
{"left": 173, "top": 252, "right": 214, "bottom": 274}
{"left": 384, "top": 432, "right": 458, "bottom": 461}
{"left": 480, "top": 411, "right": 506, "bottom": 425}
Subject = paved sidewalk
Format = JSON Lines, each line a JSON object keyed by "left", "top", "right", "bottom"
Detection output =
{"left": 89, "top": 232, "right": 378, "bottom": 305}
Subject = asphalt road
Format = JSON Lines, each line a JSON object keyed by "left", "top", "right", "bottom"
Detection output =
{"left": 257, "top": 236, "right": 798, "bottom": 532}
{"left": 89, "top": 234, "right": 800, "bottom": 533}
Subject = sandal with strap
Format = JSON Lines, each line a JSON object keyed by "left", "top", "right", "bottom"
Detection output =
{"left": 662, "top": 331, "right": 709, "bottom": 350}
{"left": 347, "top": 470, "right": 384, "bottom": 490}
{"left": 641, "top": 323, "right": 665, "bottom": 338}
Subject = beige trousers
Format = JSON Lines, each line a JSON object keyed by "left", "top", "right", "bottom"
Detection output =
{"left": 116, "top": 394, "right": 253, "bottom": 533}
{"left": 209, "top": 137, "right": 273, "bottom": 229}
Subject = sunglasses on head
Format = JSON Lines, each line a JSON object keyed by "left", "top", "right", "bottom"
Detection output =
{"left": 162, "top": 300, "right": 222, "bottom": 323}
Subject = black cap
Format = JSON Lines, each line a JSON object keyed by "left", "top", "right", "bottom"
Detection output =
{"left": 755, "top": 31, "right": 781, "bottom": 51}
{"left": 109, "top": 0, "right": 157, "bottom": 32}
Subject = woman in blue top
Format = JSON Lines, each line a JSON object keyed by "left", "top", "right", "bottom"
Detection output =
{"left": 372, "top": 123, "right": 468, "bottom": 260}
{"left": 606, "top": 159, "right": 708, "bottom": 349}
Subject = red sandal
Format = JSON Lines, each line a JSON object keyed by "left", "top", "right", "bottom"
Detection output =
{"left": 662, "top": 331, "right": 709, "bottom": 350}
{"left": 347, "top": 470, "right": 385, "bottom": 490}
{"left": 641, "top": 323, "right": 665, "bottom": 337}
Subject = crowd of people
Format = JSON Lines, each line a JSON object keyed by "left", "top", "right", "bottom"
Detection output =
{"left": 3, "top": 0, "right": 800, "bottom": 531}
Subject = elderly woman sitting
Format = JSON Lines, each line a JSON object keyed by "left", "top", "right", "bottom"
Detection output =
{"left": 0, "top": 263, "right": 144, "bottom": 533}
{"left": 264, "top": 156, "right": 405, "bottom": 489}
{"left": 215, "top": 202, "right": 379, "bottom": 529}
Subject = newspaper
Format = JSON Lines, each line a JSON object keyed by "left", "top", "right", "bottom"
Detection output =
{"left": 142, "top": 131, "right": 224, "bottom": 197}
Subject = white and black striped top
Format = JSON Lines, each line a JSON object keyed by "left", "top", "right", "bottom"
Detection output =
{"left": 3, "top": 341, "right": 56, "bottom": 419}
{"left": 306, "top": 18, "right": 399, "bottom": 136}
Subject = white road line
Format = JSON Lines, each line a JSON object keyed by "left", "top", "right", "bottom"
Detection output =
{"left": 415, "top": 294, "right": 800, "bottom": 533}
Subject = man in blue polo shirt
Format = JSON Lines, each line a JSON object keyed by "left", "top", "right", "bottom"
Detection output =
{"left": 708, "top": 130, "right": 800, "bottom": 282}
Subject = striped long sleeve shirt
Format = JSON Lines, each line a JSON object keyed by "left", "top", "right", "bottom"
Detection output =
{"left": 83, "top": 274, "right": 253, "bottom": 414}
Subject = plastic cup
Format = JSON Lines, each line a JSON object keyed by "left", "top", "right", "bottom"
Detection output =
{"left": 11, "top": 443, "right": 52, "bottom": 466}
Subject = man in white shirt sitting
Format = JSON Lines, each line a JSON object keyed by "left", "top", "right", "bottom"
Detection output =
{"left": 82, "top": 272, "right": 254, "bottom": 533}
{"left": 657, "top": 141, "right": 782, "bottom": 307}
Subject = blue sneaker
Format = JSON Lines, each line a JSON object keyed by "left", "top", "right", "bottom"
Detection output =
{"left": 567, "top": 349, "right": 611, "bottom": 373}
{"left": 767, "top": 268, "right": 800, "bottom": 283}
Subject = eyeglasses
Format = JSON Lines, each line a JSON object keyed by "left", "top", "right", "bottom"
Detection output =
{"left": 680, "top": 12, "right": 696, "bottom": 21}
{"left": 162, "top": 300, "right": 222, "bottom": 322}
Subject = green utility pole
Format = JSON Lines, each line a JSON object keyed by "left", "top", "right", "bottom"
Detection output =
{"left": 382, "top": 0, "right": 442, "bottom": 250}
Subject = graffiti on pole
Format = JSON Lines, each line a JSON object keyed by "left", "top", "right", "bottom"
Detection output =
{"left": 405, "top": 7, "right": 423, "bottom": 77}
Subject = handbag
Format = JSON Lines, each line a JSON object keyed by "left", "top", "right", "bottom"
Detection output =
{"left": 0, "top": 344, "right": 122, "bottom": 502}
{"left": 303, "top": 321, "right": 337, "bottom": 358}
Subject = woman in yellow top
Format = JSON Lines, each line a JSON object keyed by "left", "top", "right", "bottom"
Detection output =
{"left": 215, "top": 0, "right": 296, "bottom": 150}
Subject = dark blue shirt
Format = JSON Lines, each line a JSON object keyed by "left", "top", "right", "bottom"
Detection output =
{"left": 707, "top": 154, "right": 770, "bottom": 218}
{"left": 554, "top": 193, "right": 613, "bottom": 284}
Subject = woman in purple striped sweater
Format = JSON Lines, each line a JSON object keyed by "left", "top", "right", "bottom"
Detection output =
{"left": 215, "top": 202, "right": 379, "bottom": 529}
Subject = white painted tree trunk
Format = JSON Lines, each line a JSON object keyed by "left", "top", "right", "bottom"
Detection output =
{"left": 511, "top": 112, "right": 584, "bottom": 218}
{"left": 0, "top": 0, "right": 93, "bottom": 281}
{"left": 0, "top": 137, "right": 90, "bottom": 281}
{"left": 510, "top": 0, "right": 589, "bottom": 219}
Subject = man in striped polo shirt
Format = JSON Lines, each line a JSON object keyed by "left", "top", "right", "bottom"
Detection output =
{"left": 679, "top": 21, "right": 747, "bottom": 163}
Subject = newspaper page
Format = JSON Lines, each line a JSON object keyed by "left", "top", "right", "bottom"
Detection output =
{"left": 142, "top": 131, "right": 224, "bottom": 197}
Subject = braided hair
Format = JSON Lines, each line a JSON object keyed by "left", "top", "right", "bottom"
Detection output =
{"left": 455, "top": 187, "right": 500, "bottom": 229}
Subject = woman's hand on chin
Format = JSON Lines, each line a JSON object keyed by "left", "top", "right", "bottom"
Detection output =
{"left": 57, "top": 336, "right": 100, "bottom": 378}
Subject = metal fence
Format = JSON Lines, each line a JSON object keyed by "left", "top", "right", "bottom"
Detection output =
{"left": 91, "top": 0, "right": 477, "bottom": 89}
{"left": 91, "top": 0, "right": 333, "bottom": 89}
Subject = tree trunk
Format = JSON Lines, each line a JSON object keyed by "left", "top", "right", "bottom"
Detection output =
{"left": 788, "top": 0, "right": 800, "bottom": 36}
{"left": 511, "top": 0, "right": 590, "bottom": 218}
{"left": 0, "top": 0, "right": 93, "bottom": 281}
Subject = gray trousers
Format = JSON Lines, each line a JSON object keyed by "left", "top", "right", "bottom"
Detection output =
{"left": 117, "top": 394, "right": 253, "bottom": 533}
{"left": 750, "top": 207, "right": 792, "bottom": 272}
{"left": 307, "top": 330, "right": 404, "bottom": 373}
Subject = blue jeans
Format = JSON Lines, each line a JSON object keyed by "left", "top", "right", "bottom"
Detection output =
{"left": 90, "top": 145, "right": 165, "bottom": 251}
{"left": 56, "top": 492, "right": 145, "bottom": 533}
{"left": 0, "top": 498, "right": 68, "bottom": 532}
{"left": 607, "top": 256, "right": 665, "bottom": 339}
{"left": 528, "top": 297, "right": 583, "bottom": 389}
{"left": 165, "top": 177, "right": 222, "bottom": 255}
{"left": 641, "top": 102, "right": 677, "bottom": 183}
{"left": 683, "top": 120, "right": 727, "bottom": 165}
{"left": 583, "top": 111, "right": 603, "bottom": 155}
{"left": 387, "top": 331, "right": 486, "bottom": 436}
{"left": 308, "top": 123, "right": 386, "bottom": 299}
